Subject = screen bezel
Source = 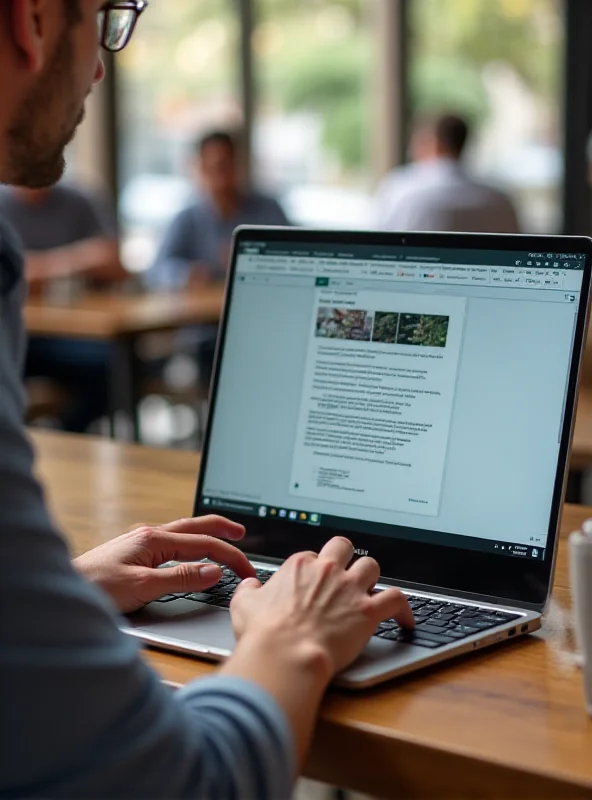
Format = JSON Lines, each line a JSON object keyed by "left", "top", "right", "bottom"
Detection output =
{"left": 194, "top": 227, "right": 592, "bottom": 611}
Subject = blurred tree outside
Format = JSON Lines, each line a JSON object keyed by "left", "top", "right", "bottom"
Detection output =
{"left": 118, "top": 0, "right": 563, "bottom": 234}
{"left": 410, "top": 0, "right": 560, "bottom": 128}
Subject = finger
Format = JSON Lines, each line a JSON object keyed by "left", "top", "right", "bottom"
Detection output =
{"left": 232, "top": 577, "right": 262, "bottom": 597}
{"left": 370, "top": 587, "right": 415, "bottom": 630}
{"left": 142, "top": 530, "right": 256, "bottom": 579}
{"left": 149, "top": 562, "right": 223, "bottom": 597}
{"left": 318, "top": 536, "right": 354, "bottom": 568}
{"left": 348, "top": 556, "right": 380, "bottom": 591}
{"left": 160, "top": 516, "right": 246, "bottom": 541}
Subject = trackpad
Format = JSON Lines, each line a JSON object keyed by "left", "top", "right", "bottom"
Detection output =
{"left": 128, "top": 599, "right": 236, "bottom": 653}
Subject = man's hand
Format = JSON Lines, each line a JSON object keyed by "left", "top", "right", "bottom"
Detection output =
{"left": 230, "top": 536, "right": 414, "bottom": 678}
{"left": 224, "top": 536, "right": 414, "bottom": 767}
{"left": 73, "top": 515, "right": 255, "bottom": 613}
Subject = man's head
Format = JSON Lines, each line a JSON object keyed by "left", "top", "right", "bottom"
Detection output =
{"left": 410, "top": 113, "right": 471, "bottom": 163}
{"left": 0, "top": 0, "right": 105, "bottom": 188}
{"left": 194, "top": 131, "right": 241, "bottom": 205}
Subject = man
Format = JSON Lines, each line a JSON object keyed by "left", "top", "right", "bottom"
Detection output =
{"left": 0, "top": 3, "right": 413, "bottom": 798}
{"left": 150, "top": 130, "right": 289, "bottom": 386}
{"left": 151, "top": 131, "right": 289, "bottom": 288}
{"left": 0, "top": 182, "right": 124, "bottom": 432}
{"left": 376, "top": 113, "right": 520, "bottom": 233}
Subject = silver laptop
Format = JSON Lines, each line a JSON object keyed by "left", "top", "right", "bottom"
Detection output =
{"left": 125, "top": 228, "right": 592, "bottom": 689}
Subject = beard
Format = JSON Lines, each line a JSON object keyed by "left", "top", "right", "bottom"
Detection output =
{"left": 6, "top": 32, "right": 84, "bottom": 188}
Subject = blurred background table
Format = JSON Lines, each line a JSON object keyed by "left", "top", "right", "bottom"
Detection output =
{"left": 25, "top": 286, "right": 225, "bottom": 442}
{"left": 33, "top": 429, "right": 592, "bottom": 799}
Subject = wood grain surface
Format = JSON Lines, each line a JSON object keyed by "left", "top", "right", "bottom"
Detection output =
{"left": 24, "top": 285, "right": 224, "bottom": 340}
{"left": 32, "top": 430, "right": 592, "bottom": 799}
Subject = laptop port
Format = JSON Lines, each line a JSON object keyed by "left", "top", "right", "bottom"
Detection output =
{"left": 521, "top": 623, "right": 528, "bottom": 633}
{"left": 508, "top": 627, "right": 516, "bottom": 637}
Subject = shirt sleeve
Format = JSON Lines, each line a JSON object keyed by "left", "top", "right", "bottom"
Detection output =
{"left": 0, "top": 227, "right": 295, "bottom": 798}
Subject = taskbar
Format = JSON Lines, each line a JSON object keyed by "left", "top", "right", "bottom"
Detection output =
{"left": 198, "top": 495, "right": 546, "bottom": 561}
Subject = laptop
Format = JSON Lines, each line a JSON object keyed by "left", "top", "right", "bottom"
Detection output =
{"left": 125, "top": 228, "right": 592, "bottom": 689}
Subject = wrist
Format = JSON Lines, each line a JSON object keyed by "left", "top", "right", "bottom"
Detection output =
{"left": 222, "top": 628, "right": 333, "bottom": 767}
{"left": 237, "top": 628, "right": 334, "bottom": 688}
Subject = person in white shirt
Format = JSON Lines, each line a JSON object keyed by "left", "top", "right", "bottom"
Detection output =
{"left": 375, "top": 113, "right": 520, "bottom": 234}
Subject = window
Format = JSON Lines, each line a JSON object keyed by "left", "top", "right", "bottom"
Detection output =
{"left": 252, "top": 0, "right": 377, "bottom": 228}
{"left": 117, "top": 0, "right": 240, "bottom": 270}
{"left": 408, "top": 0, "right": 564, "bottom": 233}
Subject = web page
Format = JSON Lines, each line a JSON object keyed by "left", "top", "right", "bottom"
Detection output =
{"left": 289, "top": 289, "right": 466, "bottom": 516}
{"left": 200, "top": 242, "right": 585, "bottom": 559}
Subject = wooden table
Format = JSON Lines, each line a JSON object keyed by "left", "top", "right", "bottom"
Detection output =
{"left": 25, "top": 286, "right": 225, "bottom": 441}
{"left": 32, "top": 430, "right": 592, "bottom": 799}
{"left": 573, "top": 386, "right": 592, "bottom": 471}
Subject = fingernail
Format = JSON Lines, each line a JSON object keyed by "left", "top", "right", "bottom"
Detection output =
{"left": 199, "top": 564, "right": 222, "bottom": 581}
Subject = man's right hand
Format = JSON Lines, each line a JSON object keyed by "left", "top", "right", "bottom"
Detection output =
{"left": 224, "top": 537, "right": 414, "bottom": 767}
{"left": 230, "top": 536, "right": 414, "bottom": 679}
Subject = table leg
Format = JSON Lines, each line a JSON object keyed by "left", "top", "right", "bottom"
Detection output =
{"left": 109, "top": 337, "right": 141, "bottom": 442}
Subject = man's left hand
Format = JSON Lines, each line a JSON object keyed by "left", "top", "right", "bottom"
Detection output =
{"left": 73, "top": 515, "right": 254, "bottom": 613}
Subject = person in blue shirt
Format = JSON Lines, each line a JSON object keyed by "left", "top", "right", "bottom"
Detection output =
{"left": 0, "top": 2, "right": 414, "bottom": 798}
{"left": 152, "top": 130, "right": 289, "bottom": 288}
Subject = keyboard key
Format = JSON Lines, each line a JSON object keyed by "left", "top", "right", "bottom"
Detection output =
{"left": 379, "top": 629, "right": 400, "bottom": 641}
{"left": 479, "top": 613, "right": 518, "bottom": 624}
{"left": 211, "top": 598, "right": 232, "bottom": 608}
{"left": 439, "top": 629, "right": 467, "bottom": 640}
{"left": 154, "top": 594, "right": 178, "bottom": 603}
{"left": 400, "top": 630, "right": 456, "bottom": 646}
{"left": 408, "top": 637, "right": 442, "bottom": 649}
{"left": 415, "top": 622, "right": 454, "bottom": 637}
{"left": 453, "top": 624, "right": 481, "bottom": 635}
{"left": 377, "top": 620, "right": 397, "bottom": 632}
{"left": 423, "top": 617, "right": 448, "bottom": 627}
{"left": 186, "top": 592, "right": 216, "bottom": 603}
{"left": 464, "top": 619, "right": 498, "bottom": 630}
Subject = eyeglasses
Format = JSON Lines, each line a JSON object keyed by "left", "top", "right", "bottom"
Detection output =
{"left": 98, "top": 1, "right": 148, "bottom": 53}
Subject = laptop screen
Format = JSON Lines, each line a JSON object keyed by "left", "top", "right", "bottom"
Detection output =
{"left": 196, "top": 232, "right": 588, "bottom": 576}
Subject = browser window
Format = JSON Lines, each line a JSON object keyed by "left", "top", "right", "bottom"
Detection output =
{"left": 200, "top": 241, "right": 585, "bottom": 561}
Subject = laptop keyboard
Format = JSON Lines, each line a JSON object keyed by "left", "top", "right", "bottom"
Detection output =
{"left": 373, "top": 593, "right": 520, "bottom": 649}
{"left": 155, "top": 567, "right": 521, "bottom": 649}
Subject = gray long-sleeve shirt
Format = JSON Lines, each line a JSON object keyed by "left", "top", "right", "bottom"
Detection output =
{"left": 0, "top": 218, "right": 294, "bottom": 798}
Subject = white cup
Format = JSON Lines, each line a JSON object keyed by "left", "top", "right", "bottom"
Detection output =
{"left": 569, "top": 528, "right": 592, "bottom": 715}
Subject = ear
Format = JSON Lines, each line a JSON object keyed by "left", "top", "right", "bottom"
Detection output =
{"left": 10, "top": 0, "right": 48, "bottom": 73}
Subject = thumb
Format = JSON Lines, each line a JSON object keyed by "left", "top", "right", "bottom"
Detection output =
{"left": 235, "top": 578, "right": 261, "bottom": 595}
{"left": 152, "top": 562, "right": 223, "bottom": 596}
{"left": 233, "top": 577, "right": 261, "bottom": 598}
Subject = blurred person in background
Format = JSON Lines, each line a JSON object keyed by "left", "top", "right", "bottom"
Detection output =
{"left": 375, "top": 113, "right": 520, "bottom": 234}
{"left": 0, "top": 181, "right": 125, "bottom": 432}
{"left": 149, "top": 130, "right": 290, "bottom": 386}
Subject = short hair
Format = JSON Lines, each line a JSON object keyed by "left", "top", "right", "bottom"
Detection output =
{"left": 194, "top": 131, "right": 237, "bottom": 157}
{"left": 433, "top": 114, "right": 471, "bottom": 159}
